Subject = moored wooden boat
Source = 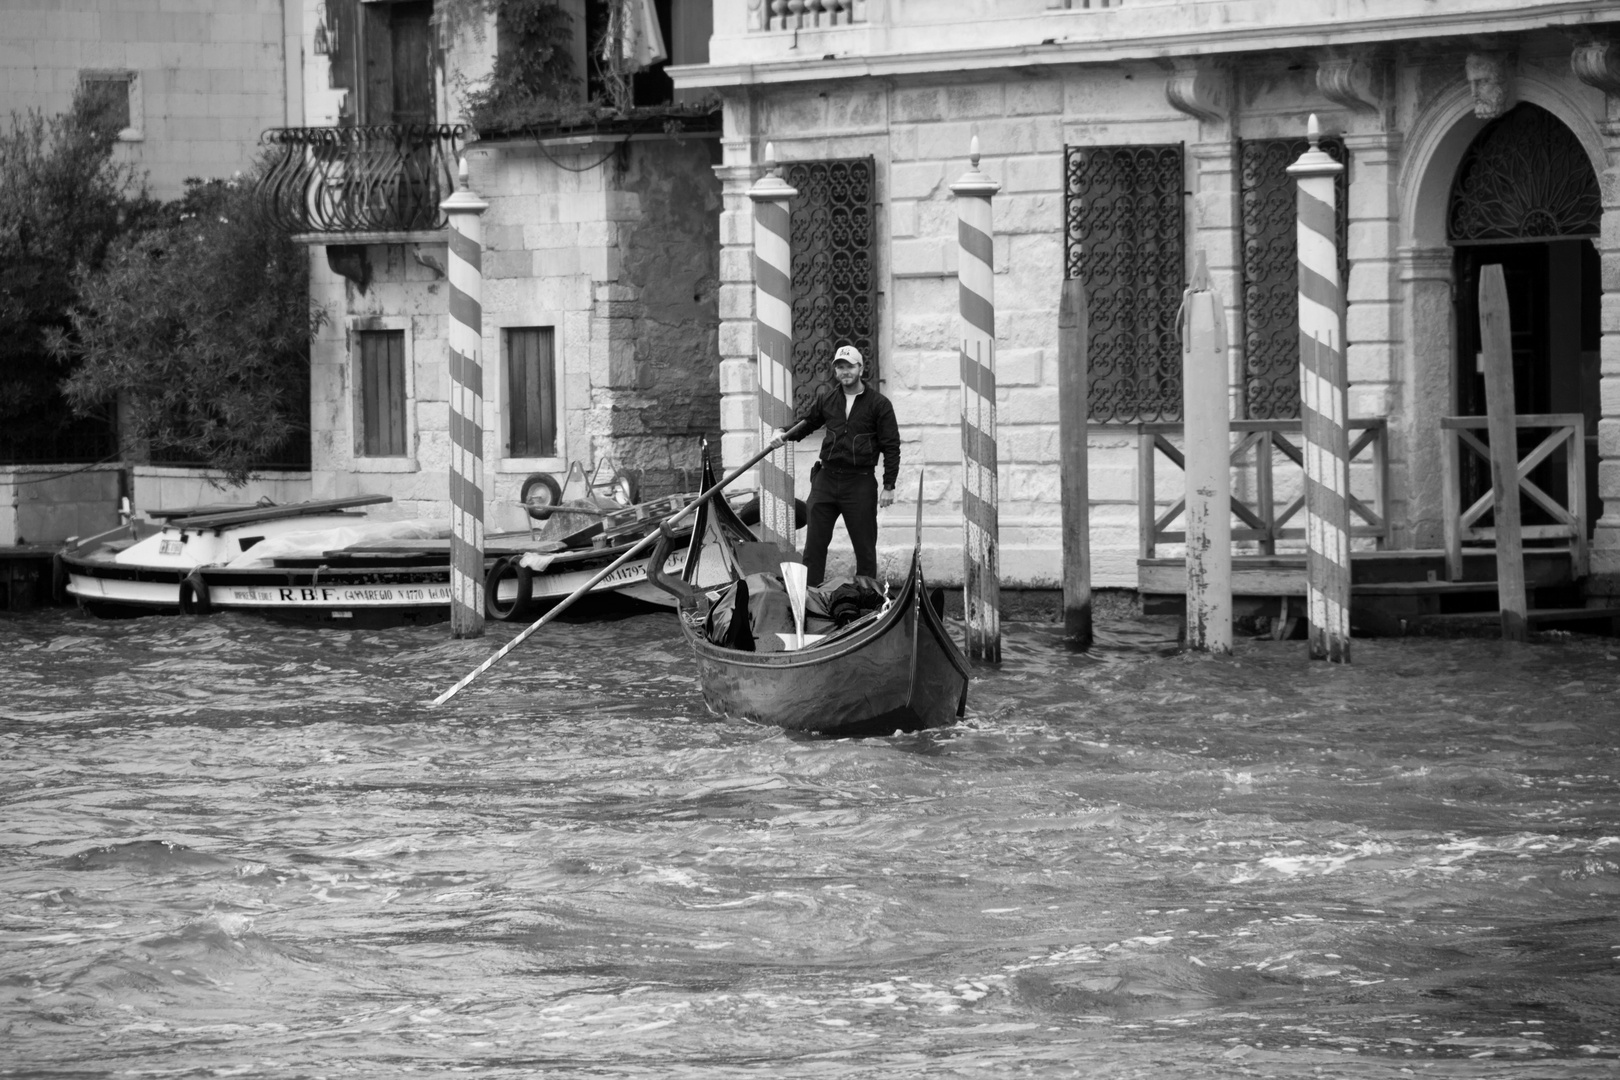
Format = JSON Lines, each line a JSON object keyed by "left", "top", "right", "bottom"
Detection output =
{"left": 648, "top": 459, "right": 969, "bottom": 737}
{"left": 58, "top": 491, "right": 741, "bottom": 625}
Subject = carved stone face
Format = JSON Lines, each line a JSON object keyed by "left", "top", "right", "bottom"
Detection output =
{"left": 1466, "top": 53, "right": 1510, "bottom": 120}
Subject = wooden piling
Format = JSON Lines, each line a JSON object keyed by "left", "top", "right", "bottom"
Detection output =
{"left": 1478, "top": 264, "right": 1528, "bottom": 641}
{"left": 951, "top": 136, "right": 1001, "bottom": 664}
{"left": 440, "top": 159, "right": 489, "bottom": 639}
{"left": 1058, "top": 278, "right": 1092, "bottom": 651}
{"left": 1181, "top": 252, "right": 1232, "bottom": 654}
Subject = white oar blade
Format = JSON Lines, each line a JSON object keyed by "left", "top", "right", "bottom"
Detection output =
{"left": 781, "top": 561, "right": 808, "bottom": 648}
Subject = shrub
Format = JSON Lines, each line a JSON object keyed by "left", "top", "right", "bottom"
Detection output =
{"left": 443, "top": 0, "right": 581, "bottom": 134}
{"left": 0, "top": 91, "right": 142, "bottom": 461}
{"left": 51, "top": 166, "right": 325, "bottom": 485}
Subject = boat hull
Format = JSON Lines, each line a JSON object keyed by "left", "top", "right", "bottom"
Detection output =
{"left": 64, "top": 553, "right": 682, "bottom": 624}
{"left": 680, "top": 584, "right": 968, "bottom": 737}
{"left": 60, "top": 495, "right": 723, "bottom": 623}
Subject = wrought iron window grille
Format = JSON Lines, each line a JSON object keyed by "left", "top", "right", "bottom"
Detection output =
{"left": 1448, "top": 103, "right": 1601, "bottom": 244}
{"left": 782, "top": 157, "right": 879, "bottom": 413}
{"left": 1064, "top": 143, "right": 1186, "bottom": 424}
{"left": 1238, "top": 135, "right": 1348, "bottom": 420}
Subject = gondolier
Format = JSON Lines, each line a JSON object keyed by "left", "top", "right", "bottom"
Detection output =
{"left": 771, "top": 345, "right": 900, "bottom": 587}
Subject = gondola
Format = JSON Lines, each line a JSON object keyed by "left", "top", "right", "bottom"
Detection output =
{"left": 647, "top": 456, "right": 969, "bottom": 737}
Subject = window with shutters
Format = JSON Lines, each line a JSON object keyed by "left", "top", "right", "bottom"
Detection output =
{"left": 355, "top": 328, "right": 409, "bottom": 458}
{"left": 324, "top": 0, "right": 436, "bottom": 127}
{"left": 504, "top": 326, "right": 558, "bottom": 459}
{"left": 1064, "top": 144, "right": 1186, "bottom": 423}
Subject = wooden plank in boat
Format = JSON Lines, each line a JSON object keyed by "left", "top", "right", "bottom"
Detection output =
{"left": 174, "top": 495, "right": 394, "bottom": 531}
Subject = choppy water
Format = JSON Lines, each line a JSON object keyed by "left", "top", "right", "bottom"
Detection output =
{"left": 2, "top": 603, "right": 1618, "bottom": 1079}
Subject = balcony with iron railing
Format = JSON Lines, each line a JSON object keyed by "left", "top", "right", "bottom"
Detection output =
{"left": 257, "top": 124, "right": 467, "bottom": 239}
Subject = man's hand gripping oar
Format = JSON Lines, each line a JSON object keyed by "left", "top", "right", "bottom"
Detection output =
{"left": 430, "top": 421, "right": 810, "bottom": 706}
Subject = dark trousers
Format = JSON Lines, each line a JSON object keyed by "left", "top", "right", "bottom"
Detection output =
{"left": 802, "top": 466, "right": 878, "bottom": 587}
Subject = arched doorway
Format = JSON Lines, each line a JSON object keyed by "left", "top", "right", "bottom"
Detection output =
{"left": 1449, "top": 102, "right": 1602, "bottom": 535}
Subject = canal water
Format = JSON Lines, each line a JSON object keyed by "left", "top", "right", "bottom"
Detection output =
{"left": 2, "top": 604, "right": 1618, "bottom": 1078}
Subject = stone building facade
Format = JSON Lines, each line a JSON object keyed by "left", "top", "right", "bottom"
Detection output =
{"left": 672, "top": 0, "right": 1620, "bottom": 596}
{"left": 274, "top": 0, "right": 724, "bottom": 534}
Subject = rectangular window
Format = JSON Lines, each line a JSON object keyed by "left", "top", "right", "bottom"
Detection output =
{"left": 506, "top": 327, "right": 557, "bottom": 458}
{"left": 78, "top": 71, "right": 139, "bottom": 139}
{"left": 1064, "top": 144, "right": 1186, "bottom": 423}
{"left": 358, "top": 329, "right": 408, "bottom": 457}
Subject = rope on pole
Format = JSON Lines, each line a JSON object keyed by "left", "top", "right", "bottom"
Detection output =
{"left": 951, "top": 135, "right": 1001, "bottom": 664}
{"left": 748, "top": 143, "right": 799, "bottom": 551}
{"left": 441, "top": 158, "right": 490, "bottom": 639}
{"left": 1287, "top": 117, "right": 1351, "bottom": 663}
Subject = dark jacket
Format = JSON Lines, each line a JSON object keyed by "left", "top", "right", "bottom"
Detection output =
{"left": 790, "top": 382, "right": 901, "bottom": 489}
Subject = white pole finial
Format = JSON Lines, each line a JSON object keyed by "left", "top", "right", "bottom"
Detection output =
{"left": 1306, "top": 114, "right": 1321, "bottom": 148}
{"left": 969, "top": 135, "right": 981, "bottom": 169}
{"left": 458, "top": 156, "right": 469, "bottom": 183}
{"left": 765, "top": 142, "right": 777, "bottom": 169}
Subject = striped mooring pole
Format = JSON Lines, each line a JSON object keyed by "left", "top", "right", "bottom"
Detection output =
{"left": 1287, "top": 116, "right": 1352, "bottom": 663}
{"left": 748, "top": 143, "right": 799, "bottom": 551}
{"left": 952, "top": 136, "right": 1001, "bottom": 664}
{"left": 441, "top": 158, "right": 490, "bottom": 639}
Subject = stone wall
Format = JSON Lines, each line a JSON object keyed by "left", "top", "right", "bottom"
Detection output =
{"left": 0, "top": 467, "right": 122, "bottom": 546}
{"left": 596, "top": 139, "right": 724, "bottom": 497}
{"left": 0, "top": 0, "right": 292, "bottom": 200}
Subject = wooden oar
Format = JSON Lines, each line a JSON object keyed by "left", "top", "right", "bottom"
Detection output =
{"left": 430, "top": 423, "right": 809, "bottom": 706}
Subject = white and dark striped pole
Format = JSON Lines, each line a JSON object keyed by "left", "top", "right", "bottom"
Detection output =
{"left": 748, "top": 143, "right": 799, "bottom": 551}
{"left": 441, "top": 158, "right": 490, "bottom": 639}
{"left": 1287, "top": 116, "right": 1351, "bottom": 663}
{"left": 952, "top": 136, "right": 1001, "bottom": 664}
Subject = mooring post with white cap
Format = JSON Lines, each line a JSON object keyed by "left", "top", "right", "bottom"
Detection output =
{"left": 1181, "top": 251, "right": 1233, "bottom": 654}
{"left": 441, "top": 158, "right": 490, "bottom": 639}
{"left": 951, "top": 136, "right": 1001, "bottom": 664}
{"left": 748, "top": 144, "right": 799, "bottom": 552}
{"left": 1287, "top": 116, "right": 1351, "bottom": 663}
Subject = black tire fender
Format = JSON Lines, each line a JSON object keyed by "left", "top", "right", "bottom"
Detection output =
{"left": 484, "top": 557, "right": 534, "bottom": 620}
{"left": 178, "top": 570, "right": 213, "bottom": 615}
{"left": 50, "top": 553, "right": 69, "bottom": 605}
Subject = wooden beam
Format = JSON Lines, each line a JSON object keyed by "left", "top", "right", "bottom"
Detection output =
{"left": 1478, "top": 264, "right": 1527, "bottom": 641}
{"left": 1058, "top": 277, "right": 1092, "bottom": 651}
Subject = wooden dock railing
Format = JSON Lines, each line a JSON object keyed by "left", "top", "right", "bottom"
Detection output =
{"left": 1139, "top": 419, "right": 1389, "bottom": 560}
{"left": 1440, "top": 413, "right": 1587, "bottom": 581}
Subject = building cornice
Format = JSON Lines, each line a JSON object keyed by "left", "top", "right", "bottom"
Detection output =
{"left": 671, "top": 3, "right": 1619, "bottom": 91}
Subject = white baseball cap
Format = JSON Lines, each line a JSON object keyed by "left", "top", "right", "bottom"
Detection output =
{"left": 831, "top": 345, "right": 863, "bottom": 368}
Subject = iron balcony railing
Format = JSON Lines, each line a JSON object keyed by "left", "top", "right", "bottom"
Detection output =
{"left": 258, "top": 124, "right": 467, "bottom": 235}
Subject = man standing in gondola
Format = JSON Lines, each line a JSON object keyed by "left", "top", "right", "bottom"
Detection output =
{"left": 769, "top": 344, "right": 901, "bottom": 587}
